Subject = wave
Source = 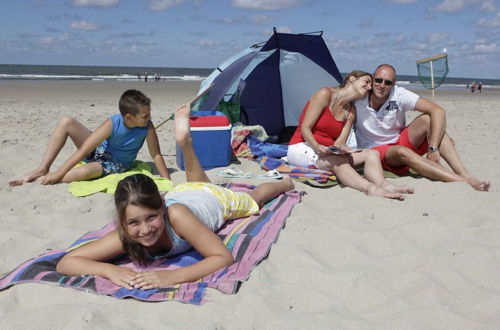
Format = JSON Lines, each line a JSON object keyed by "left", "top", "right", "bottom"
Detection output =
{"left": 0, "top": 73, "right": 206, "bottom": 81}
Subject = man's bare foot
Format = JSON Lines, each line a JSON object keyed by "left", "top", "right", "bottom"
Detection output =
{"left": 383, "top": 181, "right": 415, "bottom": 194}
{"left": 8, "top": 168, "right": 48, "bottom": 186}
{"left": 366, "top": 184, "right": 405, "bottom": 200}
{"left": 174, "top": 104, "right": 191, "bottom": 147}
{"left": 466, "top": 176, "right": 490, "bottom": 191}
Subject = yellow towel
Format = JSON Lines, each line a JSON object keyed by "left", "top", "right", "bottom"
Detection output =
{"left": 68, "top": 161, "right": 174, "bottom": 197}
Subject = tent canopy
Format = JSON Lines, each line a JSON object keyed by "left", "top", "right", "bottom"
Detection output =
{"left": 195, "top": 29, "right": 343, "bottom": 137}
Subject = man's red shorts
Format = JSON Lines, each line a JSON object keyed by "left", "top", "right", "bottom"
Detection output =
{"left": 371, "top": 126, "right": 429, "bottom": 175}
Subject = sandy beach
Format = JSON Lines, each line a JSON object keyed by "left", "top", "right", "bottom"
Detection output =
{"left": 1, "top": 80, "right": 499, "bottom": 329}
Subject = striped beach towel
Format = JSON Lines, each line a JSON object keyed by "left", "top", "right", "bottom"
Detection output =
{"left": 0, "top": 184, "right": 302, "bottom": 305}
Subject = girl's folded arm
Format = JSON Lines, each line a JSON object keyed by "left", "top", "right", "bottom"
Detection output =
{"left": 142, "top": 204, "right": 233, "bottom": 287}
{"left": 56, "top": 230, "right": 128, "bottom": 279}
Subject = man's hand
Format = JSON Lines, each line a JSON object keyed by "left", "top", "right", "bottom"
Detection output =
{"left": 427, "top": 150, "right": 441, "bottom": 163}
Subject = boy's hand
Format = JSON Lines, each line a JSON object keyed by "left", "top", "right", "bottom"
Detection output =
{"left": 39, "top": 172, "right": 64, "bottom": 185}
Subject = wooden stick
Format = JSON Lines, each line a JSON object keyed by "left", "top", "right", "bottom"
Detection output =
{"left": 416, "top": 53, "right": 447, "bottom": 64}
{"left": 154, "top": 83, "right": 215, "bottom": 129}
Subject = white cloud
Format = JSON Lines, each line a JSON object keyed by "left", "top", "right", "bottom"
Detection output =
{"left": 432, "top": 0, "right": 495, "bottom": 13}
{"left": 249, "top": 14, "right": 272, "bottom": 24}
{"left": 427, "top": 32, "right": 449, "bottom": 43}
{"left": 262, "top": 26, "right": 293, "bottom": 36}
{"left": 433, "top": 0, "right": 467, "bottom": 12}
{"left": 212, "top": 17, "right": 241, "bottom": 24}
{"left": 38, "top": 33, "right": 71, "bottom": 45}
{"left": 474, "top": 43, "right": 497, "bottom": 52}
{"left": 232, "top": 0, "right": 302, "bottom": 10}
{"left": 70, "top": 20, "right": 99, "bottom": 31}
{"left": 477, "top": 12, "right": 500, "bottom": 27}
{"left": 147, "top": 0, "right": 185, "bottom": 11}
{"left": 480, "top": 0, "right": 496, "bottom": 12}
{"left": 71, "top": 0, "right": 119, "bottom": 8}
{"left": 197, "top": 39, "right": 220, "bottom": 47}
{"left": 358, "top": 18, "right": 374, "bottom": 28}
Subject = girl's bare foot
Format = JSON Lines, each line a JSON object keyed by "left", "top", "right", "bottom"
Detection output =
{"left": 281, "top": 175, "right": 295, "bottom": 191}
{"left": 383, "top": 180, "right": 415, "bottom": 194}
{"left": 366, "top": 184, "right": 405, "bottom": 200}
{"left": 174, "top": 104, "right": 191, "bottom": 147}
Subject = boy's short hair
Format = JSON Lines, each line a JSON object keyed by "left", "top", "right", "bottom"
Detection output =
{"left": 119, "top": 90, "right": 151, "bottom": 116}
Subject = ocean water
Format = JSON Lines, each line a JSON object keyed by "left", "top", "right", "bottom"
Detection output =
{"left": 0, "top": 64, "right": 212, "bottom": 82}
{"left": 1, "top": 64, "right": 499, "bottom": 90}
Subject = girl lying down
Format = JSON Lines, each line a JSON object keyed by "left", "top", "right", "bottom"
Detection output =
{"left": 56, "top": 104, "right": 294, "bottom": 289}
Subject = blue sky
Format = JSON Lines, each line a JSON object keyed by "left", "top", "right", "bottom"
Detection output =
{"left": 1, "top": 0, "right": 499, "bottom": 78}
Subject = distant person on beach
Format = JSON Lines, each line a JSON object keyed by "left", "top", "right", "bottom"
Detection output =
{"left": 287, "top": 70, "right": 413, "bottom": 200}
{"left": 9, "top": 89, "right": 170, "bottom": 186}
{"left": 56, "top": 104, "right": 294, "bottom": 289}
{"left": 144, "top": 73, "right": 148, "bottom": 82}
{"left": 353, "top": 64, "right": 490, "bottom": 191}
{"left": 478, "top": 82, "right": 482, "bottom": 93}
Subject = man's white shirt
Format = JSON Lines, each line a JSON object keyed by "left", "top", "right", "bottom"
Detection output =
{"left": 353, "top": 85, "right": 419, "bottom": 149}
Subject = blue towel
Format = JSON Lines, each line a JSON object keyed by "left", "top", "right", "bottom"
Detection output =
{"left": 248, "top": 135, "right": 288, "bottom": 158}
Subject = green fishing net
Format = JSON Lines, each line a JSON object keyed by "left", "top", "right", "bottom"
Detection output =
{"left": 416, "top": 54, "right": 448, "bottom": 89}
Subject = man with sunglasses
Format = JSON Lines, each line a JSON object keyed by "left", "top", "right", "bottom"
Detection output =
{"left": 353, "top": 64, "right": 490, "bottom": 191}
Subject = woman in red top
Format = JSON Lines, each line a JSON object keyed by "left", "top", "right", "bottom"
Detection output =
{"left": 287, "top": 71, "right": 413, "bottom": 199}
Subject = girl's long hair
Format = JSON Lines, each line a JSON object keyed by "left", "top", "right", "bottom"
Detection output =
{"left": 115, "top": 174, "right": 163, "bottom": 265}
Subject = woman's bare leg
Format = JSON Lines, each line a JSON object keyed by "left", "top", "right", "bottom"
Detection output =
{"left": 317, "top": 155, "right": 405, "bottom": 200}
{"left": 350, "top": 149, "right": 414, "bottom": 194}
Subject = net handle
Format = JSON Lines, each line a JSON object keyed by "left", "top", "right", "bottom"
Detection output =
{"left": 155, "top": 84, "right": 214, "bottom": 129}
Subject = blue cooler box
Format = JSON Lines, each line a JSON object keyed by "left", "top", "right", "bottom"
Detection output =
{"left": 176, "top": 111, "right": 232, "bottom": 170}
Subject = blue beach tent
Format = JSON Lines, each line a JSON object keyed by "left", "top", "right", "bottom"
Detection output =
{"left": 195, "top": 29, "right": 343, "bottom": 137}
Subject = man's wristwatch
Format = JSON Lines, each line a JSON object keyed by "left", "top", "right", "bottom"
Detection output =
{"left": 428, "top": 146, "right": 439, "bottom": 153}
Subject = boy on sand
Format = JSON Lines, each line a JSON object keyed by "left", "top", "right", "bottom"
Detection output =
{"left": 9, "top": 89, "right": 170, "bottom": 186}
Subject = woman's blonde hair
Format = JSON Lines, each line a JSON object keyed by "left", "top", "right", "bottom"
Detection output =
{"left": 338, "top": 70, "right": 371, "bottom": 88}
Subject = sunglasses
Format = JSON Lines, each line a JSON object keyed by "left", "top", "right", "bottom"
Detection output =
{"left": 374, "top": 78, "right": 394, "bottom": 86}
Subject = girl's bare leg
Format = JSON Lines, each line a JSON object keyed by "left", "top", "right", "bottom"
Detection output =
{"left": 248, "top": 175, "right": 295, "bottom": 207}
{"left": 175, "top": 104, "right": 210, "bottom": 183}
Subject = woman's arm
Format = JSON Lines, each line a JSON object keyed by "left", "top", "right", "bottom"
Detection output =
{"left": 56, "top": 230, "right": 138, "bottom": 290}
{"left": 300, "top": 88, "right": 333, "bottom": 157}
{"left": 41, "top": 119, "right": 113, "bottom": 184}
{"left": 146, "top": 122, "right": 170, "bottom": 179}
{"left": 129, "top": 203, "right": 233, "bottom": 290}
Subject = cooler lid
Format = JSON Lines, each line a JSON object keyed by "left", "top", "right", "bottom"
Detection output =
{"left": 189, "top": 111, "right": 230, "bottom": 127}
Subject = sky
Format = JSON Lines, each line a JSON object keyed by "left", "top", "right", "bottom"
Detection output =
{"left": 1, "top": 0, "right": 499, "bottom": 79}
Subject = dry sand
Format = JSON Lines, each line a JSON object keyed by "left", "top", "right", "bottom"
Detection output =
{"left": 0, "top": 80, "right": 499, "bottom": 329}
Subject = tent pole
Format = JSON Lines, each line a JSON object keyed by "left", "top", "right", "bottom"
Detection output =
{"left": 430, "top": 60, "right": 435, "bottom": 102}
